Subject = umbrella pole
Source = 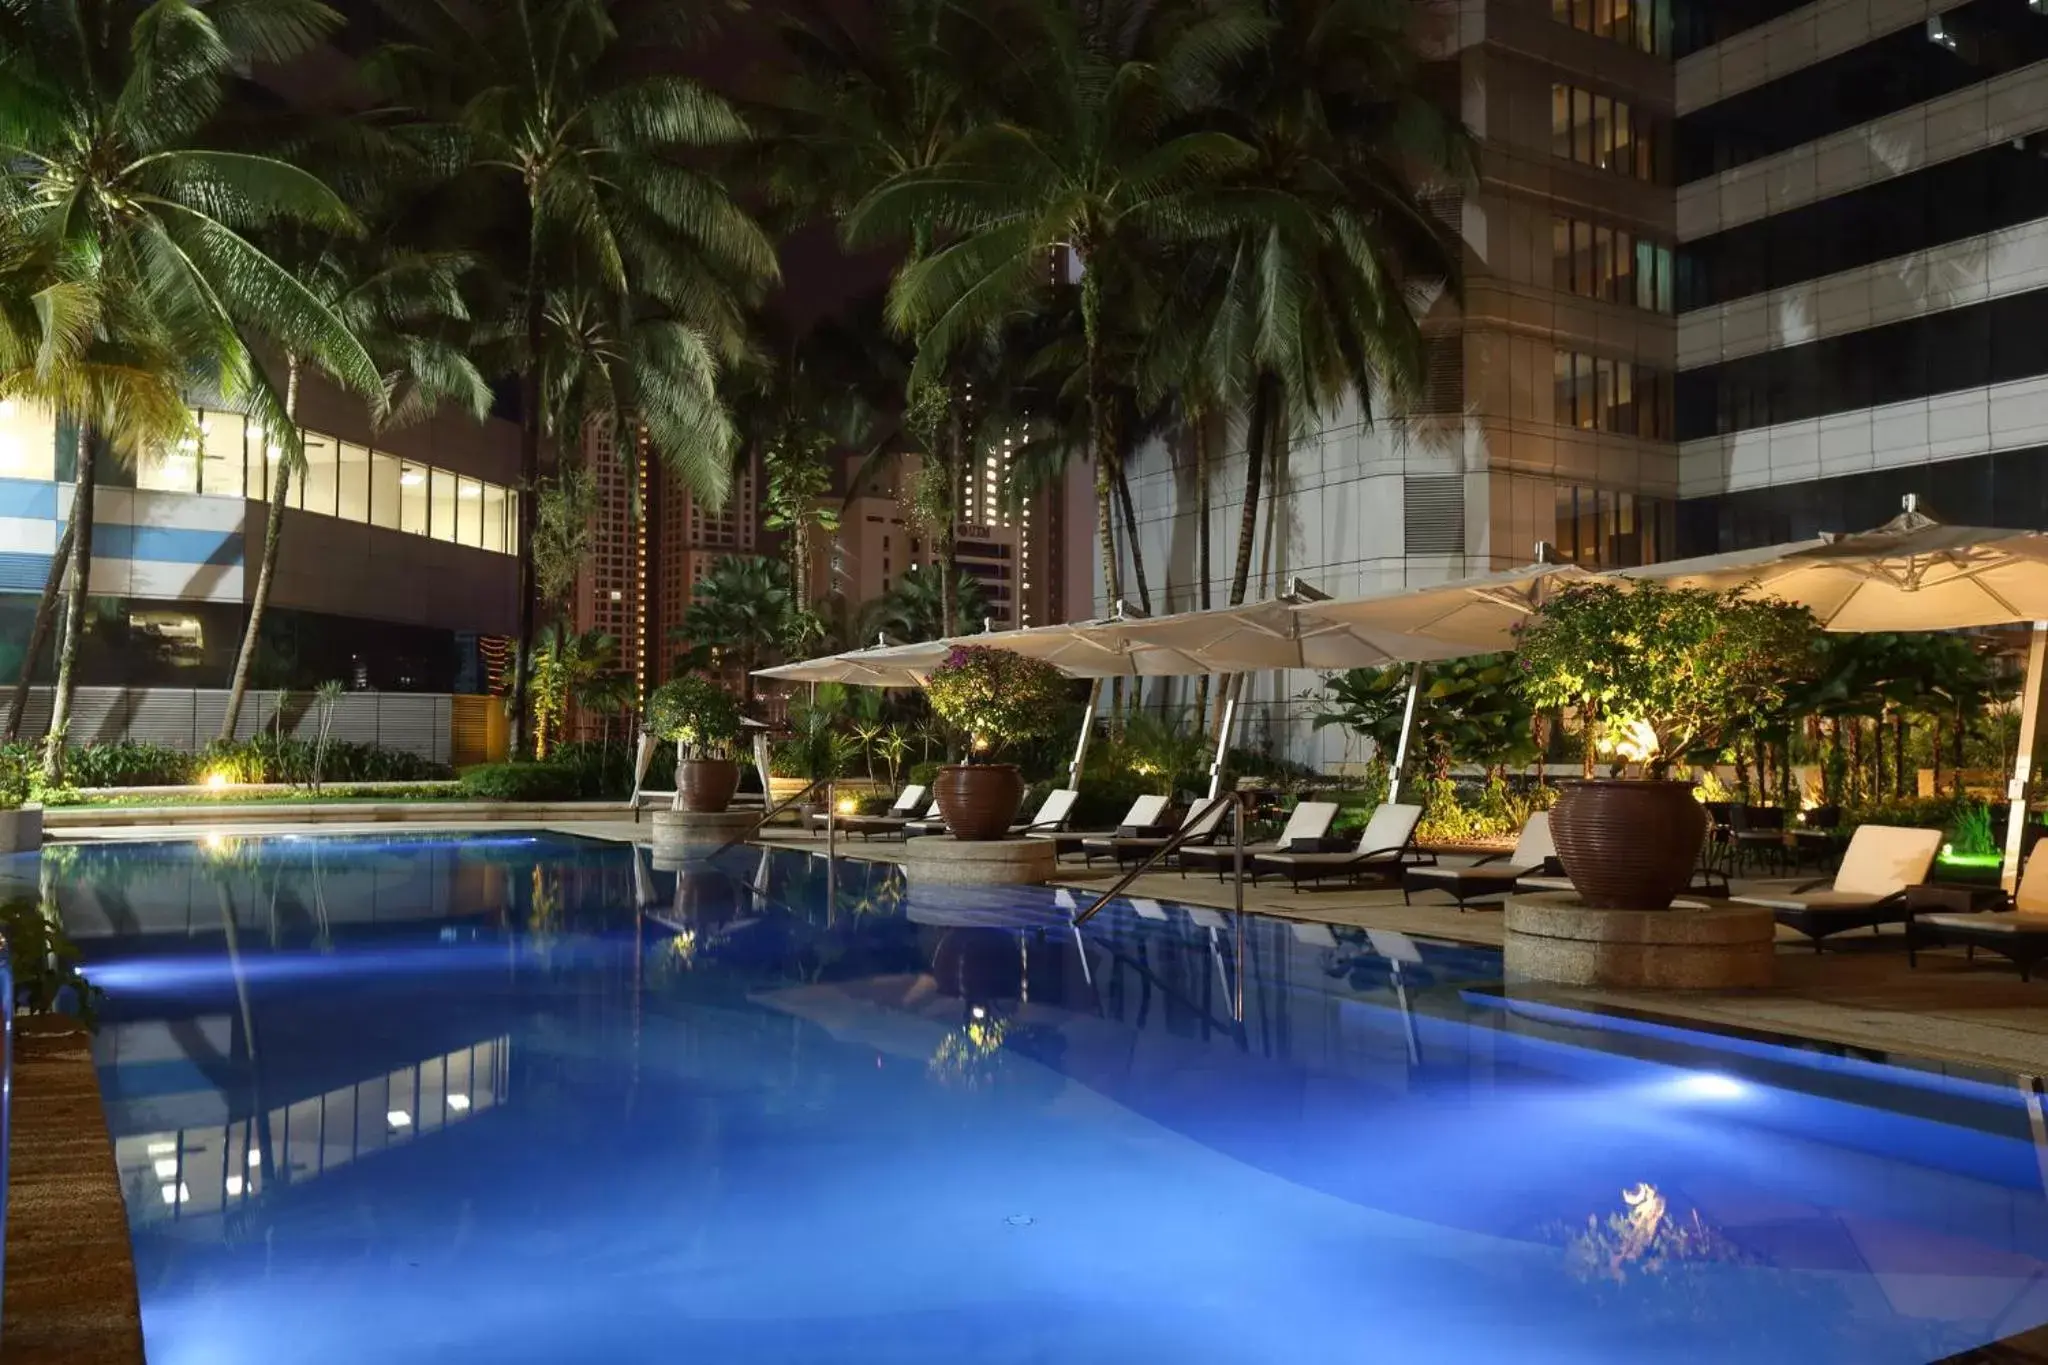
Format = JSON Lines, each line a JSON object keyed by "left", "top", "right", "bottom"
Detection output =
{"left": 2001, "top": 621, "right": 2048, "bottom": 895}
{"left": 1386, "top": 662, "right": 1427, "bottom": 805}
{"left": 629, "top": 728, "right": 653, "bottom": 821}
{"left": 1068, "top": 679, "right": 1103, "bottom": 790}
{"left": 1207, "top": 678, "right": 1241, "bottom": 801}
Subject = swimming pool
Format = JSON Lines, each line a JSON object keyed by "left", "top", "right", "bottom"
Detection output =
{"left": 59, "top": 832, "right": 2048, "bottom": 1364}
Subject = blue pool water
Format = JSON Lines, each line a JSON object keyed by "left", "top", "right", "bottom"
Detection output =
{"left": 54, "top": 833, "right": 2048, "bottom": 1364}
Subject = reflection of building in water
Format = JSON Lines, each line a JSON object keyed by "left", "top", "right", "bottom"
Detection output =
{"left": 113, "top": 1036, "right": 507, "bottom": 1227}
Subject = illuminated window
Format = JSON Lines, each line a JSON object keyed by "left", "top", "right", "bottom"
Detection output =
{"left": 136, "top": 436, "right": 198, "bottom": 493}
{"left": 456, "top": 476, "right": 482, "bottom": 547}
{"left": 0, "top": 399, "right": 58, "bottom": 480}
{"left": 337, "top": 442, "right": 371, "bottom": 522}
{"left": 299, "top": 432, "right": 337, "bottom": 515}
{"left": 429, "top": 467, "right": 456, "bottom": 541}
{"left": 481, "top": 482, "right": 508, "bottom": 552}
{"left": 369, "top": 451, "right": 402, "bottom": 530}
{"left": 199, "top": 411, "right": 243, "bottom": 497}
{"left": 398, "top": 461, "right": 429, "bottom": 535}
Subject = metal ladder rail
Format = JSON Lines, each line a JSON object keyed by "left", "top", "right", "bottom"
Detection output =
{"left": 1072, "top": 793, "right": 1246, "bottom": 927}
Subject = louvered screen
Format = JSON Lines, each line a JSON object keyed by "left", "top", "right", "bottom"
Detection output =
{"left": 12, "top": 687, "right": 458, "bottom": 761}
{"left": 1403, "top": 476, "right": 1467, "bottom": 556}
{"left": 1420, "top": 334, "right": 1465, "bottom": 414}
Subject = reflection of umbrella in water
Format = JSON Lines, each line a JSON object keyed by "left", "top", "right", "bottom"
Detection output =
{"left": 1325, "top": 927, "right": 1423, "bottom": 1066}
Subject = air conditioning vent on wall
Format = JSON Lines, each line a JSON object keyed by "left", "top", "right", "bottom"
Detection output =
{"left": 1404, "top": 475, "right": 1466, "bottom": 555}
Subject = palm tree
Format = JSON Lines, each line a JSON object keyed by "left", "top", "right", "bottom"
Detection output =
{"left": 366, "top": 0, "right": 779, "bottom": 755}
{"left": 676, "top": 556, "right": 800, "bottom": 703}
{"left": 847, "top": 0, "right": 1262, "bottom": 613}
{"left": 0, "top": 253, "right": 203, "bottom": 746}
{"left": 858, "top": 563, "right": 990, "bottom": 643}
{"left": 219, "top": 234, "right": 491, "bottom": 741}
{"left": 1, "top": 0, "right": 379, "bottom": 779}
{"left": 762, "top": 0, "right": 982, "bottom": 632}
{"left": 1191, "top": 0, "right": 1470, "bottom": 607}
{"left": 524, "top": 624, "right": 617, "bottom": 759}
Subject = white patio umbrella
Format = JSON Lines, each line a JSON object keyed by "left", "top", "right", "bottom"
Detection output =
{"left": 1295, "top": 563, "right": 1595, "bottom": 649}
{"left": 752, "top": 638, "right": 954, "bottom": 687}
{"left": 1619, "top": 498, "right": 2048, "bottom": 889}
{"left": 1637, "top": 508, "right": 2048, "bottom": 629}
{"left": 1288, "top": 563, "right": 1594, "bottom": 799}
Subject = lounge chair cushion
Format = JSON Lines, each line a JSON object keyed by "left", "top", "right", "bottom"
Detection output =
{"left": 2016, "top": 853, "right": 2048, "bottom": 914}
{"left": 1919, "top": 912, "right": 2048, "bottom": 934}
{"left": 1017, "top": 789, "right": 1079, "bottom": 832}
{"left": 1257, "top": 848, "right": 1406, "bottom": 869}
{"left": 1829, "top": 824, "right": 1943, "bottom": 898}
{"left": 1508, "top": 812, "right": 1557, "bottom": 867}
{"left": 1345, "top": 802, "right": 1423, "bottom": 857}
{"left": 1736, "top": 889, "right": 1913, "bottom": 914}
{"left": 1407, "top": 863, "right": 1534, "bottom": 888}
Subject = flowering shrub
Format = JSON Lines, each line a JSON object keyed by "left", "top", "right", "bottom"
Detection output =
{"left": 1516, "top": 582, "right": 1816, "bottom": 779}
{"left": 647, "top": 675, "right": 745, "bottom": 759}
{"left": 923, "top": 646, "right": 1069, "bottom": 760}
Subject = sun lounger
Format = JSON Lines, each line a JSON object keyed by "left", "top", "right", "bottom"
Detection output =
{"left": 1402, "top": 812, "right": 1557, "bottom": 911}
{"left": 1731, "top": 823, "right": 1942, "bottom": 949}
{"left": 1252, "top": 803, "right": 1427, "bottom": 891}
{"left": 1044, "top": 794, "right": 1169, "bottom": 860}
{"left": 1179, "top": 801, "right": 1341, "bottom": 880}
{"left": 1909, "top": 849, "right": 2048, "bottom": 980}
{"left": 1081, "top": 796, "right": 1231, "bottom": 868}
{"left": 809, "top": 784, "right": 929, "bottom": 838}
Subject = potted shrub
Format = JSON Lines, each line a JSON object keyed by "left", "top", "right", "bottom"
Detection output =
{"left": 1517, "top": 582, "right": 1814, "bottom": 908}
{"left": 647, "top": 675, "right": 746, "bottom": 813}
{"left": 923, "top": 646, "right": 1069, "bottom": 840}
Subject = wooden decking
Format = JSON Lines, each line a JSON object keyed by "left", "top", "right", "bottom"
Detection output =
{"left": 3, "top": 1022, "right": 146, "bottom": 1364}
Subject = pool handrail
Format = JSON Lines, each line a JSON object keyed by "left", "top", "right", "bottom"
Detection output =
{"left": 1073, "top": 793, "right": 1245, "bottom": 928}
{"left": 704, "top": 776, "right": 832, "bottom": 860}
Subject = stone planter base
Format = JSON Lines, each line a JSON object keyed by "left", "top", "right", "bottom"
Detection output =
{"left": 0, "top": 805, "right": 43, "bottom": 853}
{"left": 896, "top": 836, "right": 1057, "bottom": 887}
{"left": 650, "top": 808, "right": 757, "bottom": 860}
{"left": 1503, "top": 892, "right": 1775, "bottom": 989}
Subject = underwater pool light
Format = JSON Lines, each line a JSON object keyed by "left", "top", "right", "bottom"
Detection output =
{"left": 1673, "top": 1073, "right": 1746, "bottom": 1101}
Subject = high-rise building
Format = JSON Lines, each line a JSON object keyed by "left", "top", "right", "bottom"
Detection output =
{"left": 1670, "top": 0, "right": 2048, "bottom": 549}
{"left": 1120, "top": 0, "right": 2048, "bottom": 764}
{"left": 821, "top": 443, "right": 1064, "bottom": 634}
{"left": 569, "top": 432, "right": 760, "bottom": 708}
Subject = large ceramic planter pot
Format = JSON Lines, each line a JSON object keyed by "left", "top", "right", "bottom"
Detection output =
{"left": 1549, "top": 779, "right": 1707, "bottom": 910}
{"left": 933, "top": 763, "right": 1025, "bottom": 841}
{"left": 676, "top": 758, "right": 740, "bottom": 814}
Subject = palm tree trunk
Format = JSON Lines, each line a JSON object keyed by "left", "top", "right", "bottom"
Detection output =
{"left": 1260, "top": 403, "right": 1289, "bottom": 599}
{"left": 1081, "top": 261, "right": 1123, "bottom": 614}
{"left": 5, "top": 518, "right": 72, "bottom": 742}
{"left": 511, "top": 271, "right": 545, "bottom": 758}
{"left": 1953, "top": 702, "right": 1966, "bottom": 792}
{"left": 1231, "top": 372, "right": 1279, "bottom": 606}
{"left": 221, "top": 358, "right": 300, "bottom": 741}
{"left": 938, "top": 405, "right": 961, "bottom": 633}
{"left": 1115, "top": 458, "right": 1151, "bottom": 617}
{"left": 1194, "top": 421, "right": 1212, "bottom": 728}
{"left": 46, "top": 424, "right": 97, "bottom": 783}
{"left": 1850, "top": 720, "right": 1864, "bottom": 804}
{"left": 1894, "top": 714, "right": 1908, "bottom": 797}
